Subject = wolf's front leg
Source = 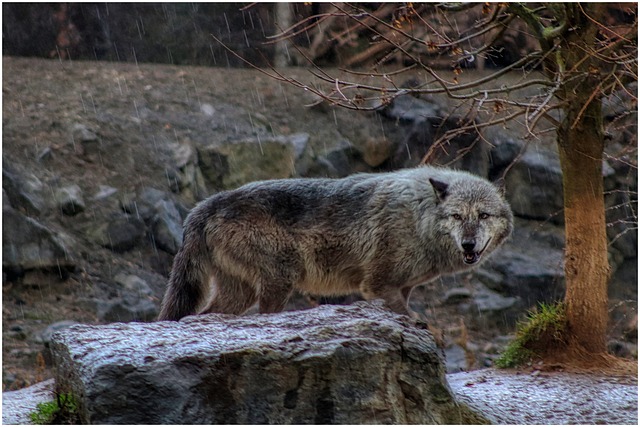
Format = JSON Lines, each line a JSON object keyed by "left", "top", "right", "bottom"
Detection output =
{"left": 360, "top": 281, "right": 413, "bottom": 317}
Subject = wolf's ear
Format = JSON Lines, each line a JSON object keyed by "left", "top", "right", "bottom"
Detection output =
{"left": 429, "top": 178, "right": 449, "bottom": 202}
{"left": 494, "top": 178, "right": 506, "bottom": 197}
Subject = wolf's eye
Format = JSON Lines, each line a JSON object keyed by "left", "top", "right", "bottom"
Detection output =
{"left": 452, "top": 213, "right": 462, "bottom": 220}
{"left": 479, "top": 212, "right": 490, "bottom": 220}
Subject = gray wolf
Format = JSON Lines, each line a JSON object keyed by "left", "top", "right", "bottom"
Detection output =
{"left": 158, "top": 166, "right": 513, "bottom": 321}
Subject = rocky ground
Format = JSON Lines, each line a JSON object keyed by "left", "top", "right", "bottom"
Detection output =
{"left": 3, "top": 308, "right": 638, "bottom": 425}
{"left": 2, "top": 57, "right": 637, "bottom": 391}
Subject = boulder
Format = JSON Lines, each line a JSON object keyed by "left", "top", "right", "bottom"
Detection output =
{"left": 602, "top": 81, "right": 637, "bottom": 120}
{"left": 433, "top": 275, "right": 520, "bottom": 333}
{"left": 465, "top": 286, "right": 520, "bottom": 331}
{"left": 2, "top": 207, "right": 74, "bottom": 276}
{"left": 381, "top": 94, "right": 441, "bottom": 123}
{"left": 114, "top": 272, "right": 155, "bottom": 299}
{"left": 444, "top": 344, "right": 469, "bottom": 373}
{"left": 36, "top": 320, "right": 79, "bottom": 346}
{"left": 379, "top": 97, "right": 488, "bottom": 175}
{"left": 51, "top": 301, "right": 485, "bottom": 424}
{"left": 481, "top": 218, "right": 565, "bottom": 308}
{"left": 487, "top": 136, "right": 525, "bottom": 174}
{"left": 94, "top": 297, "right": 158, "bottom": 323}
{"left": 87, "top": 214, "right": 145, "bottom": 253}
{"left": 502, "top": 146, "right": 564, "bottom": 223}
{"left": 150, "top": 199, "right": 184, "bottom": 255}
{"left": 92, "top": 185, "right": 118, "bottom": 201}
{"left": 362, "top": 136, "right": 395, "bottom": 168}
{"left": 471, "top": 288, "right": 519, "bottom": 317}
{"left": 306, "top": 139, "right": 370, "bottom": 178}
{"left": 92, "top": 272, "right": 159, "bottom": 322}
{"left": 120, "top": 188, "right": 186, "bottom": 254}
{"left": 71, "top": 123, "right": 101, "bottom": 158}
{"left": 449, "top": 369, "right": 639, "bottom": 425}
{"left": 36, "top": 320, "right": 79, "bottom": 366}
{"left": 121, "top": 187, "right": 168, "bottom": 222}
{"left": 54, "top": 185, "right": 85, "bottom": 216}
{"left": 198, "top": 133, "right": 312, "bottom": 190}
{"left": 167, "top": 140, "right": 208, "bottom": 202}
{"left": 2, "top": 161, "right": 47, "bottom": 215}
{"left": 1, "top": 379, "right": 56, "bottom": 425}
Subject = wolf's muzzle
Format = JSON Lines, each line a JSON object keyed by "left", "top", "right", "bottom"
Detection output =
{"left": 462, "top": 238, "right": 491, "bottom": 265}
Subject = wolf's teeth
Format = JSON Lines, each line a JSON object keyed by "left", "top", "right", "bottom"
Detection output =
{"left": 463, "top": 253, "right": 479, "bottom": 264}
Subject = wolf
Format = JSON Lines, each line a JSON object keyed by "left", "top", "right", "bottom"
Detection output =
{"left": 158, "top": 166, "right": 513, "bottom": 321}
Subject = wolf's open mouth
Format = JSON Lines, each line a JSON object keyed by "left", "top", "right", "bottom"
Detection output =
{"left": 462, "top": 238, "right": 492, "bottom": 265}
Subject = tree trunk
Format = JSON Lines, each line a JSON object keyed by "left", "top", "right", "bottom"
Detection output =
{"left": 552, "top": 3, "right": 611, "bottom": 356}
{"left": 557, "top": 91, "right": 609, "bottom": 355}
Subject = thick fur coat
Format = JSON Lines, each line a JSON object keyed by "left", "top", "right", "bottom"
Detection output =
{"left": 158, "top": 166, "right": 513, "bottom": 321}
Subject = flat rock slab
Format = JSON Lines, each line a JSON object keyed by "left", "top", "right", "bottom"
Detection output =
{"left": 448, "top": 368, "right": 639, "bottom": 425}
{"left": 50, "top": 301, "right": 482, "bottom": 424}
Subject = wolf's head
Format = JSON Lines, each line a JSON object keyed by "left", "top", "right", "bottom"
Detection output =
{"left": 430, "top": 176, "right": 513, "bottom": 266}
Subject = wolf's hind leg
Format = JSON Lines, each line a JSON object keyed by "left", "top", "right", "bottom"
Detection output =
{"left": 258, "top": 281, "right": 294, "bottom": 313}
{"left": 199, "top": 272, "right": 258, "bottom": 316}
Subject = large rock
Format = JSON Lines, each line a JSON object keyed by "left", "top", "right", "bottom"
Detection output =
{"left": 71, "top": 123, "right": 101, "bottom": 159}
{"left": 1, "top": 379, "right": 56, "bottom": 425}
{"left": 121, "top": 187, "right": 172, "bottom": 222}
{"left": 449, "top": 369, "right": 638, "bottom": 425}
{"left": 150, "top": 199, "right": 184, "bottom": 255}
{"left": 481, "top": 218, "right": 565, "bottom": 308}
{"left": 2, "top": 161, "right": 47, "bottom": 215}
{"left": 51, "top": 301, "right": 485, "bottom": 424}
{"left": 306, "top": 139, "right": 370, "bottom": 178}
{"left": 381, "top": 94, "right": 441, "bottom": 124}
{"left": 121, "top": 188, "right": 185, "bottom": 255}
{"left": 2, "top": 207, "right": 74, "bottom": 275}
{"left": 54, "top": 185, "right": 85, "bottom": 216}
{"left": 96, "top": 272, "right": 159, "bottom": 322}
{"left": 496, "top": 139, "right": 617, "bottom": 226}
{"left": 379, "top": 96, "right": 488, "bottom": 175}
{"left": 198, "top": 133, "right": 312, "bottom": 190}
{"left": 86, "top": 213, "right": 145, "bottom": 253}
{"left": 502, "top": 145, "right": 565, "bottom": 223}
{"left": 166, "top": 140, "right": 208, "bottom": 202}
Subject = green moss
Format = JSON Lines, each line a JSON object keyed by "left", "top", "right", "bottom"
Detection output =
{"left": 29, "top": 393, "right": 79, "bottom": 425}
{"left": 495, "top": 302, "right": 567, "bottom": 368}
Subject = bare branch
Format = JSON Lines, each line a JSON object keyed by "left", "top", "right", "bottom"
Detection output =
{"left": 577, "top": 3, "right": 636, "bottom": 44}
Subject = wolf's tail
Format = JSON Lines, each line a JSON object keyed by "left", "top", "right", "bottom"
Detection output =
{"left": 157, "top": 233, "right": 209, "bottom": 321}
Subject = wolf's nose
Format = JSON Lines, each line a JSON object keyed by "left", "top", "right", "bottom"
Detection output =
{"left": 461, "top": 240, "right": 476, "bottom": 252}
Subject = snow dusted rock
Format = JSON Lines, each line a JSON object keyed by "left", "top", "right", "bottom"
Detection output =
{"left": 50, "top": 301, "right": 485, "bottom": 424}
{"left": 2, "top": 380, "right": 55, "bottom": 425}
{"left": 449, "top": 369, "right": 638, "bottom": 425}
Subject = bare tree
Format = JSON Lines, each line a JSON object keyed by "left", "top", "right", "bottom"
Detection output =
{"left": 218, "top": 3, "right": 638, "bottom": 361}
